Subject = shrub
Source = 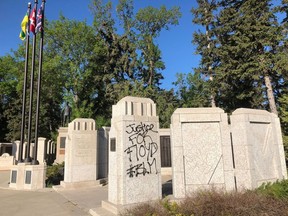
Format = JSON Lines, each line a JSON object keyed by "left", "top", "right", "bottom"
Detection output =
{"left": 120, "top": 188, "right": 288, "bottom": 216}
{"left": 119, "top": 201, "right": 169, "bottom": 216}
{"left": 256, "top": 179, "right": 288, "bottom": 200}
{"left": 46, "top": 162, "right": 64, "bottom": 187}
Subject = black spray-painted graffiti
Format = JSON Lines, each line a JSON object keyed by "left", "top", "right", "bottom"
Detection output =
{"left": 124, "top": 122, "right": 158, "bottom": 178}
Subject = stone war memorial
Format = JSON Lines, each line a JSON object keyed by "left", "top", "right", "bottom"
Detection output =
{"left": 171, "top": 107, "right": 287, "bottom": 198}
{"left": 1, "top": 95, "right": 287, "bottom": 215}
{"left": 59, "top": 118, "right": 109, "bottom": 188}
{"left": 103, "top": 96, "right": 162, "bottom": 214}
{"left": 171, "top": 108, "right": 234, "bottom": 198}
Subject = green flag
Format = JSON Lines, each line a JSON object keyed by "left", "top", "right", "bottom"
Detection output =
{"left": 19, "top": 13, "right": 29, "bottom": 40}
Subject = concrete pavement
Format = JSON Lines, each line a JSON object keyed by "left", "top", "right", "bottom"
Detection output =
{"left": 0, "top": 170, "right": 100, "bottom": 216}
{"left": 0, "top": 170, "right": 172, "bottom": 216}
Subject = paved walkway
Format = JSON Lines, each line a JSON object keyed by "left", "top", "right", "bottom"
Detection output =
{"left": 0, "top": 170, "right": 172, "bottom": 216}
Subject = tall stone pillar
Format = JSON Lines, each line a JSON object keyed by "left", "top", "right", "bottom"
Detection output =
{"left": 62, "top": 118, "right": 97, "bottom": 186}
{"left": 108, "top": 96, "right": 162, "bottom": 206}
{"left": 37, "top": 137, "right": 47, "bottom": 164}
{"left": 230, "top": 108, "right": 287, "bottom": 190}
{"left": 13, "top": 141, "right": 20, "bottom": 161}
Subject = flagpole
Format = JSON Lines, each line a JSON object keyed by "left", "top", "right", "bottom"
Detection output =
{"left": 32, "top": 0, "right": 46, "bottom": 165}
{"left": 25, "top": 0, "right": 38, "bottom": 163}
{"left": 19, "top": 2, "right": 32, "bottom": 163}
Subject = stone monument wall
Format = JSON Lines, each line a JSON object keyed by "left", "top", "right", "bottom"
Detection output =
{"left": 64, "top": 118, "right": 97, "bottom": 183}
{"left": 108, "top": 96, "right": 162, "bottom": 205}
{"left": 0, "top": 153, "right": 15, "bottom": 170}
{"left": 230, "top": 108, "right": 287, "bottom": 189}
{"left": 171, "top": 108, "right": 235, "bottom": 198}
{"left": 171, "top": 107, "right": 287, "bottom": 198}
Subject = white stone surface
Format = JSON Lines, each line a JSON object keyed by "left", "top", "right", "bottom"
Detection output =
{"left": 37, "top": 137, "right": 47, "bottom": 164}
{"left": 231, "top": 108, "right": 287, "bottom": 189}
{"left": 171, "top": 108, "right": 234, "bottom": 198}
{"left": 108, "top": 96, "right": 162, "bottom": 205}
{"left": 0, "top": 154, "right": 14, "bottom": 170}
{"left": 9, "top": 164, "right": 46, "bottom": 190}
{"left": 64, "top": 119, "right": 97, "bottom": 184}
{"left": 12, "top": 141, "right": 20, "bottom": 161}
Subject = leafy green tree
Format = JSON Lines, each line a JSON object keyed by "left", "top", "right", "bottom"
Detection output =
{"left": 45, "top": 16, "right": 97, "bottom": 119}
{"left": 89, "top": 0, "right": 181, "bottom": 124}
{"left": 135, "top": 6, "right": 181, "bottom": 87}
{"left": 0, "top": 55, "right": 21, "bottom": 141}
{"left": 1, "top": 23, "right": 66, "bottom": 141}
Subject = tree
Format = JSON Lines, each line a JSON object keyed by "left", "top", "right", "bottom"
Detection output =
{"left": 0, "top": 55, "right": 21, "bottom": 141}
{"left": 45, "top": 16, "right": 97, "bottom": 119}
{"left": 192, "top": 0, "right": 218, "bottom": 107}
{"left": 212, "top": 0, "right": 284, "bottom": 114}
{"left": 174, "top": 72, "right": 211, "bottom": 108}
{"left": 135, "top": 6, "right": 181, "bottom": 87}
{"left": 89, "top": 0, "right": 182, "bottom": 124}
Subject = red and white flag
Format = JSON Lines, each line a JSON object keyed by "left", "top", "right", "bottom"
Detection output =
{"left": 29, "top": 6, "right": 36, "bottom": 34}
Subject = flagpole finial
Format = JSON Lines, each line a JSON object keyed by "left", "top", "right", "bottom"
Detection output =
{"left": 34, "top": 0, "right": 38, "bottom": 4}
{"left": 28, "top": 2, "right": 31, "bottom": 8}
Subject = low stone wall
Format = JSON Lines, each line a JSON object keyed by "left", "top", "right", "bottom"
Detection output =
{"left": 0, "top": 153, "right": 15, "bottom": 171}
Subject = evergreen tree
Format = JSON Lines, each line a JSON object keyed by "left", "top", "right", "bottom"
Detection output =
{"left": 213, "top": 0, "right": 283, "bottom": 113}
{"left": 174, "top": 72, "right": 211, "bottom": 108}
{"left": 192, "top": 0, "right": 218, "bottom": 107}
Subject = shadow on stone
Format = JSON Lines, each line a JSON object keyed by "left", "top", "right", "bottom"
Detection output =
{"left": 162, "top": 179, "right": 172, "bottom": 197}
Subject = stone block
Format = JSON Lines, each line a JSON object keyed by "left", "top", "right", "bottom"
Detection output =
{"left": 108, "top": 96, "right": 162, "bottom": 206}
{"left": 9, "top": 164, "right": 46, "bottom": 190}
{"left": 231, "top": 108, "right": 287, "bottom": 190}
{"left": 63, "top": 118, "right": 97, "bottom": 184}
{"left": 171, "top": 108, "right": 234, "bottom": 198}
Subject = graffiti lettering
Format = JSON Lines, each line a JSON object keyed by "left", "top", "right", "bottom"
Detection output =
{"left": 124, "top": 122, "right": 159, "bottom": 178}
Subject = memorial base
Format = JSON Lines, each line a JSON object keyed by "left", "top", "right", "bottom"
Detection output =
{"left": 90, "top": 200, "right": 149, "bottom": 216}
{"left": 9, "top": 163, "right": 46, "bottom": 190}
{"left": 58, "top": 178, "right": 107, "bottom": 189}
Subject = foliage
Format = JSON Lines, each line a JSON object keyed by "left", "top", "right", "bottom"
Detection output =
{"left": 256, "top": 179, "right": 288, "bottom": 200}
{"left": 45, "top": 162, "right": 64, "bottom": 187}
{"left": 173, "top": 72, "right": 211, "bottom": 108}
{"left": 192, "top": 0, "right": 288, "bottom": 115}
{"left": 0, "top": 1, "right": 182, "bottom": 141}
{"left": 2, "top": 0, "right": 288, "bottom": 144}
{"left": 135, "top": 5, "right": 181, "bottom": 87}
{"left": 121, "top": 186, "right": 288, "bottom": 216}
{"left": 191, "top": 0, "right": 218, "bottom": 107}
{"left": 0, "top": 55, "right": 22, "bottom": 141}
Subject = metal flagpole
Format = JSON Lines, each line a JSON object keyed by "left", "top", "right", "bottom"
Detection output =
{"left": 19, "top": 2, "right": 32, "bottom": 163}
{"left": 25, "top": 0, "right": 38, "bottom": 163}
{"left": 32, "top": 0, "right": 46, "bottom": 165}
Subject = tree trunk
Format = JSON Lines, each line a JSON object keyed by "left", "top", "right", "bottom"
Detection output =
{"left": 264, "top": 75, "right": 278, "bottom": 115}
{"left": 209, "top": 73, "right": 216, "bottom": 107}
{"left": 205, "top": 6, "right": 216, "bottom": 108}
{"left": 149, "top": 59, "right": 154, "bottom": 86}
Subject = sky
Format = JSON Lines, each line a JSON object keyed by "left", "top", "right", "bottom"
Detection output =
{"left": 0, "top": 0, "right": 201, "bottom": 90}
